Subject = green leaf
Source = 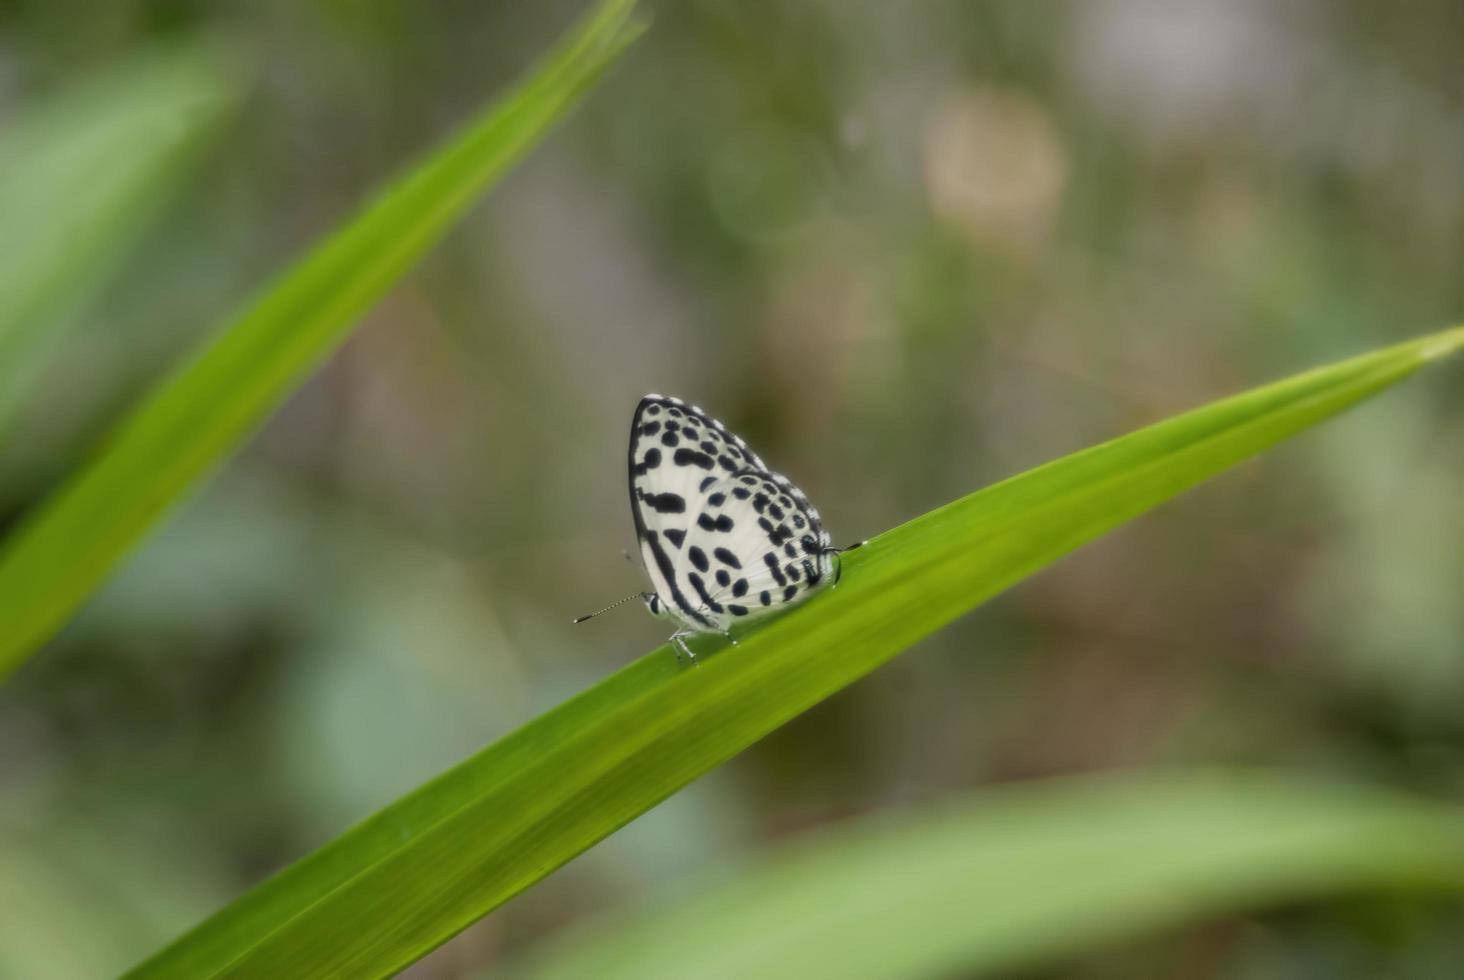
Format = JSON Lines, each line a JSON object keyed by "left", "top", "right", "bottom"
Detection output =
{"left": 0, "top": 0, "right": 646, "bottom": 679}
{"left": 0, "top": 42, "right": 241, "bottom": 432}
{"left": 510, "top": 770, "right": 1464, "bottom": 979}
{"left": 124, "top": 326, "right": 1464, "bottom": 979}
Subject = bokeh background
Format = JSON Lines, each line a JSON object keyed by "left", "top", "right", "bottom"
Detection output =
{"left": 3, "top": 1, "right": 1463, "bottom": 976}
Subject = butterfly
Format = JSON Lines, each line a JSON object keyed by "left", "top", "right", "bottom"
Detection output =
{"left": 577, "top": 394, "right": 859, "bottom": 661}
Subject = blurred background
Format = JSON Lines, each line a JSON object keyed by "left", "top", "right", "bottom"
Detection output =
{"left": 2, "top": 1, "right": 1463, "bottom": 976}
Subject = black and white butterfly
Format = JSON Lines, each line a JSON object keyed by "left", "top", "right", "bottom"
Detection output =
{"left": 577, "top": 394, "right": 857, "bottom": 661}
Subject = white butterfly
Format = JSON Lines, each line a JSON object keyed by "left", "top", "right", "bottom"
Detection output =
{"left": 578, "top": 394, "right": 858, "bottom": 661}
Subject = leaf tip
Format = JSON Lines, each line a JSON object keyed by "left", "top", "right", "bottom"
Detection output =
{"left": 1417, "top": 324, "right": 1464, "bottom": 362}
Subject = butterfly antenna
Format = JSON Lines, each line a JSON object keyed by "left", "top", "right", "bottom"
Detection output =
{"left": 573, "top": 591, "right": 646, "bottom": 624}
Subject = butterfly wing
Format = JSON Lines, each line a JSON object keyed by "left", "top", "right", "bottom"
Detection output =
{"left": 675, "top": 469, "right": 834, "bottom": 631}
{"left": 628, "top": 394, "right": 766, "bottom": 630}
{"left": 628, "top": 394, "right": 833, "bottom": 633}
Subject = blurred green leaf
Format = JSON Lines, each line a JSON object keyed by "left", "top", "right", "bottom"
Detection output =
{"left": 0, "top": 42, "right": 241, "bottom": 431}
{"left": 125, "top": 326, "right": 1463, "bottom": 979}
{"left": 0, "top": 817, "right": 232, "bottom": 980}
{"left": 509, "top": 770, "right": 1464, "bottom": 979}
{"left": 0, "top": 0, "right": 646, "bottom": 679}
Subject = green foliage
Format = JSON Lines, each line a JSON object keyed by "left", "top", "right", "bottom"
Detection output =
{"left": 125, "top": 327, "right": 1463, "bottom": 978}
{"left": 510, "top": 771, "right": 1464, "bottom": 979}
{"left": 0, "top": 0, "right": 645, "bottom": 679}
{"left": 0, "top": 42, "right": 241, "bottom": 430}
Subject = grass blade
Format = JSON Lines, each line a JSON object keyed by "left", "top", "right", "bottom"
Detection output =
{"left": 0, "top": 43, "right": 241, "bottom": 431}
{"left": 124, "top": 326, "right": 1464, "bottom": 978}
{"left": 0, "top": 0, "right": 646, "bottom": 680}
{"left": 511, "top": 770, "right": 1464, "bottom": 979}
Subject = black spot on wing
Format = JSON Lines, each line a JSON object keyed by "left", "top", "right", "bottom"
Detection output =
{"left": 644, "top": 530, "right": 711, "bottom": 627}
{"left": 664, "top": 528, "right": 685, "bottom": 548}
{"left": 688, "top": 572, "right": 723, "bottom": 614}
{"left": 643, "top": 492, "right": 685, "bottom": 514}
{"left": 732, "top": 487, "right": 751, "bottom": 500}
{"left": 759, "top": 590, "right": 771, "bottom": 606}
{"left": 698, "top": 513, "right": 734, "bottom": 533}
{"left": 699, "top": 476, "right": 717, "bottom": 492}
{"left": 661, "top": 431, "right": 680, "bottom": 447}
{"left": 783, "top": 584, "right": 798, "bottom": 602}
{"left": 633, "top": 447, "right": 661, "bottom": 476}
{"left": 727, "top": 604, "right": 749, "bottom": 617}
{"left": 716, "top": 569, "right": 731, "bottom": 587}
{"left": 707, "top": 492, "right": 726, "bottom": 507}
{"left": 713, "top": 547, "right": 741, "bottom": 569}
{"left": 688, "top": 546, "right": 709, "bottom": 573}
{"left": 732, "top": 578, "right": 749, "bottom": 597}
{"left": 640, "top": 421, "right": 661, "bottom": 436}
{"left": 674, "top": 448, "right": 715, "bottom": 470}
{"left": 763, "top": 552, "right": 787, "bottom": 586}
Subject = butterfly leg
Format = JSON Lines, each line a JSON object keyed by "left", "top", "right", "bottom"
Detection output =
{"left": 824, "top": 548, "right": 845, "bottom": 587}
{"left": 824, "top": 540, "right": 865, "bottom": 588}
{"left": 670, "top": 629, "right": 698, "bottom": 666}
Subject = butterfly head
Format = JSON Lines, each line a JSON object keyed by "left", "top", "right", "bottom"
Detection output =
{"left": 642, "top": 592, "right": 669, "bottom": 619}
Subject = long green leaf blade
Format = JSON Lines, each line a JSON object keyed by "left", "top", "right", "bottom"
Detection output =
{"left": 126, "top": 326, "right": 1464, "bottom": 979}
{"left": 510, "top": 770, "right": 1464, "bottom": 979}
{"left": 0, "top": 0, "right": 646, "bottom": 679}
{"left": 0, "top": 43, "right": 240, "bottom": 431}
